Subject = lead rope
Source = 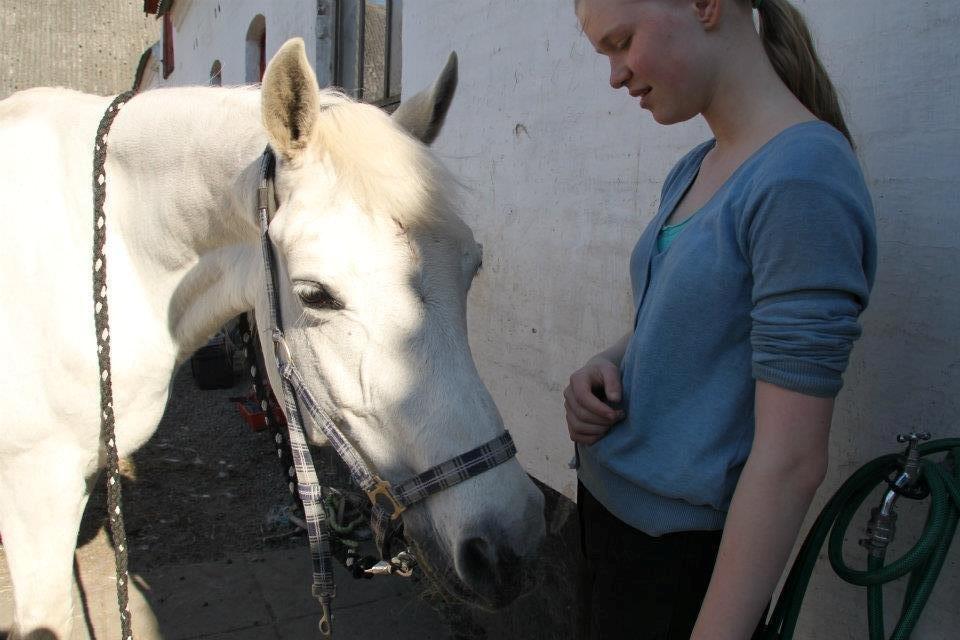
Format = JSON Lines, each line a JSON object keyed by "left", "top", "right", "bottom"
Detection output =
{"left": 92, "top": 90, "right": 137, "bottom": 640}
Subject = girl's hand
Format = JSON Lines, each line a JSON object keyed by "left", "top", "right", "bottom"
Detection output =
{"left": 564, "top": 357, "right": 625, "bottom": 445}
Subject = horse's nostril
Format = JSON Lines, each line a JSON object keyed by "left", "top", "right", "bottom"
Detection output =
{"left": 457, "top": 535, "right": 523, "bottom": 607}
{"left": 460, "top": 536, "right": 493, "bottom": 577}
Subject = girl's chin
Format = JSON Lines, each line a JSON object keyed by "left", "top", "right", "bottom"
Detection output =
{"left": 649, "top": 107, "right": 699, "bottom": 126}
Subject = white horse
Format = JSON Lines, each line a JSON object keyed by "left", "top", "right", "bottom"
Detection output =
{"left": 0, "top": 38, "right": 545, "bottom": 638}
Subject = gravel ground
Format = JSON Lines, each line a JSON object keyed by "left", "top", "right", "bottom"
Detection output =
{"left": 80, "top": 358, "right": 305, "bottom": 570}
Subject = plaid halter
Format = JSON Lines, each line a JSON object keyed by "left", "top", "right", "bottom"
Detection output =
{"left": 256, "top": 150, "right": 517, "bottom": 638}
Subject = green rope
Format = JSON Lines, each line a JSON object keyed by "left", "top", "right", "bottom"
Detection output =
{"left": 323, "top": 494, "right": 365, "bottom": 536}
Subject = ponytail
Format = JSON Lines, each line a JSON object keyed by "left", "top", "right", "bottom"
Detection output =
{"left": 755, "top": 0, "right": 852, "bottom": 145}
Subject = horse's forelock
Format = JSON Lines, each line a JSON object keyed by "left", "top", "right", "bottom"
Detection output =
{"left": 309, "top": 91, "right": 463, "bottom": 237}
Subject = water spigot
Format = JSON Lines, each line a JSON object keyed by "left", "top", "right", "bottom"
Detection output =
{"left": 860, "top": 432, "right": 933, "bottom": 558}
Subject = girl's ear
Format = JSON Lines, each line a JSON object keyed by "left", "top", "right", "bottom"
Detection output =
{"left": 693, "top": 0, "right": 723, "bottom": 30}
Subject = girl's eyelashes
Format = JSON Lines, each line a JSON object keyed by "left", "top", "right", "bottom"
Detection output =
{"left": 594, "top": 32, "right": 631, "bottom": 55}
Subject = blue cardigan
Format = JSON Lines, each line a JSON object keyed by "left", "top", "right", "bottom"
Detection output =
{"left": 578, "top": 121, "right": 877, "bottom": 535}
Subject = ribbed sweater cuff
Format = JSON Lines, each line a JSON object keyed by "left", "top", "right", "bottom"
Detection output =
{"left": 577, "top": 448, "right": 727, "bottom": 537}
{"left": 752, "top": 360, "right": 842, "bottom": 398}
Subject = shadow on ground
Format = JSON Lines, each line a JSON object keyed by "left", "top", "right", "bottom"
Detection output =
{"left": 3, "top": 364, "right": 580, "bottom": 639}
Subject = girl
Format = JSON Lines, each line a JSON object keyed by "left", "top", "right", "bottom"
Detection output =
{"left": 564, "top": 1, "right": 876, "bottom": 638}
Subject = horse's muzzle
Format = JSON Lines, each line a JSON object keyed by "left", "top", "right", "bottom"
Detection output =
{"left": 457, "top": 532, "right": 528, "bottom": 607}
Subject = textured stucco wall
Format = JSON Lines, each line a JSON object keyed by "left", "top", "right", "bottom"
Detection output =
{"left": 152, "top": 0, "right": 319, "bottom": 88}
{"left": 0, "top": 0, "right": 157, "bottom": 99}
{"left": 403, "top": 1, "right": 960, "bottom": 638}
{"left": 155, "top": 1, "right": 390, "bottom": 98}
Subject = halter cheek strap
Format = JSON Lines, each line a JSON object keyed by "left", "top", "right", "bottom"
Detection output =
{"left": 256, "top": 149, "right": 518, "bottom": 638}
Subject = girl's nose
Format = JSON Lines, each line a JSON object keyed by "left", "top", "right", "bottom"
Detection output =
{"left": 609, "top": 59, "right": 630, "bottom": 89}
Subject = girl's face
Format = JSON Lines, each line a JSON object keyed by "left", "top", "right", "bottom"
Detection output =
{"left": 579, "top": 0, "right": 716, "bottom": 125}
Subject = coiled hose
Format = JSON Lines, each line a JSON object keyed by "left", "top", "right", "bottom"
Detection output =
{"left": 762, "top": 438, "right": 960, "bottom": 640}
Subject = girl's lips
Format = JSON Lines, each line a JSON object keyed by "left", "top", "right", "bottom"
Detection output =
{"left": 637, "top": 88, "right": 652, "bottom": 108}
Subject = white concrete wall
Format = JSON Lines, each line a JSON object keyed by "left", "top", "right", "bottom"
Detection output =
{"left": 403, "top": 1, "right": 960, "bottom": 638}
{"left": 152, "top": 0, "right": 319, "bottom": 88}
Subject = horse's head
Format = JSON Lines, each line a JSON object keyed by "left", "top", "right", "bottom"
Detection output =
{"left": 254, "top": 39, "right": 545, "bottom": 607}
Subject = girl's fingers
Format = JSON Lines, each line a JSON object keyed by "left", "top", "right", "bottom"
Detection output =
{"left": 563, "top": 390, "right": 614, "bottom": 426}
{"left": 597, "top": 362, "right": 623, "bottom": 404}
{"left": 563, "top": 360, "right": 626, "bottom": 445}
{"left": 567, "top": 372, "right": 622, "bottom": 422}
{"left": 565, "top": 406, "right": 612, "bottom": 444}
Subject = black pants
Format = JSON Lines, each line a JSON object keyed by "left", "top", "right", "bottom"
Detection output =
{"left": 577, "top": 483, "right": 762, "bottom": 640}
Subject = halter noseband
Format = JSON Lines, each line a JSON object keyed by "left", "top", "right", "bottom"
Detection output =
{"left": 256, "top": 149, "right": 518, "bottom": 638}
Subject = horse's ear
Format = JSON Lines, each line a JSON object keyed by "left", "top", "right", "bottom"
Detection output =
{"left": 261, "top": 38, "right": 321, "bottom": 159}
{"left": 392, "top": 52, "right": 458, "bottom": 146}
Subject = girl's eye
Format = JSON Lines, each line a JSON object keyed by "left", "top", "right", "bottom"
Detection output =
{"left": 293, "top": 281, "right": 344, "bottom": 310}
{"left": 616, "top": 36, "right": 631, "bottom": 51}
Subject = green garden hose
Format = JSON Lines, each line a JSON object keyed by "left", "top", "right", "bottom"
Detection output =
{"left": 762, "top": 437, "right": 960, "bottom": 640}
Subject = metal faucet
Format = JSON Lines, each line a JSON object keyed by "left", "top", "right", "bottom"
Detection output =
{"left": 860, "top": 432, "right": 931, "bottom": 558}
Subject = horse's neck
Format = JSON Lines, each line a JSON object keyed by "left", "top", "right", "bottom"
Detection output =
{"left": 108, "top": 87, "right": 267, "bottom": 358}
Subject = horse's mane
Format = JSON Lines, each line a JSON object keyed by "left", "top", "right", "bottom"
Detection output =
{"left": 311, "top": 89, "right": 462, "bottom": 235}
{"left": 130, "top": 84, "right": 463, "bottom": 240}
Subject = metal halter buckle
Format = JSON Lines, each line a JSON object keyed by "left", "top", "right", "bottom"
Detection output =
{"left": 366, "top": 478, "right": 406, "bottom": 520}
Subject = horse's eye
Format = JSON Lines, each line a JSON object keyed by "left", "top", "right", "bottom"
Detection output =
{"left": 293, "top": 281, "right": 344, "bottom": 310}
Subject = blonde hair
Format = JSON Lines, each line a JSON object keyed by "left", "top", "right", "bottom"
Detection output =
{"left": 755, "top": 0, "right": 852, "bottom": 144}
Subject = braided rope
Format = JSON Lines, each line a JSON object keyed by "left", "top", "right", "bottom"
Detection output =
{"left": 92, "top": 90, "right": 136, "bottom": 640}
{"left": 237, "top": 312, "right": 303, "bottom": 506}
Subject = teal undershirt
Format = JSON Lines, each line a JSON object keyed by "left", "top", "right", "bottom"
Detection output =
{"left": 657, "top": 216, "right": 694, "bottom": 252}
